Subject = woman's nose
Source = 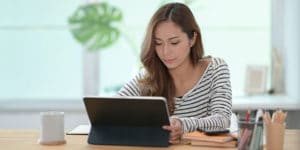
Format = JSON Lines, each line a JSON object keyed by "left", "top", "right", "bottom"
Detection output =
{"left": 162, "top": 44, "right": 171, "bottom": 56}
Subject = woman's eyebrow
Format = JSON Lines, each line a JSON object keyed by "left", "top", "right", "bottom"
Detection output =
{"left": 154, "top": 36, "right": 179, "bottom": 41}
{"left": 168, "top": 36, "right": 179, "bottom": 40}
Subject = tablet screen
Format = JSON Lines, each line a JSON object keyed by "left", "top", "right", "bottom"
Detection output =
{"left": 84, "top": 96, "right": 170, "bottom": 127}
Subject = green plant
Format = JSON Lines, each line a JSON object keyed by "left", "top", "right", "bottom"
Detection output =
{"left": 68, "top": 2, "right": 123, "bottom": 51}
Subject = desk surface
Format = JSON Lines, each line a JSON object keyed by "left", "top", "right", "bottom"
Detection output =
{"left": 0, "top": 130, "right": 299, "bottom": 150}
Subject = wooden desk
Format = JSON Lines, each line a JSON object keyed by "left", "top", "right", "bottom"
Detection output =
{"left": 0, "top": 130, "right": 299, "bottom": 150}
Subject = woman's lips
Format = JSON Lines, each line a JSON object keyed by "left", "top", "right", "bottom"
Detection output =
{"left": 164, "top": 58, "right": 176, "bottom": 63}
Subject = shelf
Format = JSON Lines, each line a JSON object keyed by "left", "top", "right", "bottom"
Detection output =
{"left": 232, "top": 95, "right": 300, "bottom": 111}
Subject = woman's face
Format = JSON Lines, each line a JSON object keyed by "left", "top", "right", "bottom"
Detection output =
{"left": 154, "top": 21, "right": 195, "bottom": 70}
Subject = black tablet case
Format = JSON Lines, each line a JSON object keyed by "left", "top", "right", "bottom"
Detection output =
{"left": 83, "top": 96, "right": 170, "bottom": 147}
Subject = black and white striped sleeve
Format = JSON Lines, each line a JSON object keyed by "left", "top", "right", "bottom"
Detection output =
{"left": 116, "top": 72, "right": 142, "bottom": 96}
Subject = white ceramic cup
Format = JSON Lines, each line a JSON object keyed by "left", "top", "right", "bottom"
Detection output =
{"left": 38, "top": 111, "right": 66, "bottom": 145}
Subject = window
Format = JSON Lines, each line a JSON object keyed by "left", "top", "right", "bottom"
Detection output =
{"left": 0, "top": 0, "right": 83, "bottom": 101}
{"left": 98, "top": 0, "right": 271, "bottom": 96}
{"left": 0, "top": 0, "right": 271, "bottom": 106}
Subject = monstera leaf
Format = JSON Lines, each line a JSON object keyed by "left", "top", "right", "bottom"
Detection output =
{"left": 68, "top": 2, "right": 122, "bottom": 51}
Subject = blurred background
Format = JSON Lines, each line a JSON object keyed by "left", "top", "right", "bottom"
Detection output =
{"left": 0, "top": 0, "right": 299, "bottom": 129}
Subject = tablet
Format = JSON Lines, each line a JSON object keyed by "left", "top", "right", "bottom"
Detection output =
{"left": 83, "top": 96, "right": 170, "bottom": 147}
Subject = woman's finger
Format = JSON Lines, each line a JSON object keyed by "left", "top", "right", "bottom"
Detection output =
{"left": 163, "top": 124, "right": 183, "bottom": 144}
{"left": 162, "top": 125, "right": 172, "bottom": 130}
{"left": 169, "top": 134, "right": 181, "bottom": 140}
{"left": 169, "top": 139, "right": 181, "bottom": 144}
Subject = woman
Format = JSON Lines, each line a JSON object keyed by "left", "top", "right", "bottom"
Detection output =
{"left": 117, "top": 3, "right": 232, "bottom": 144}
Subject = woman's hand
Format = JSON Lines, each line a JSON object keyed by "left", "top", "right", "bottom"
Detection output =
{"left": 162, "top": 118, "right": 183, "bottom": 144}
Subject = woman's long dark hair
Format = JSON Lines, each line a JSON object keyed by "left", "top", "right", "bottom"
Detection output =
{"left": 139, "top": 3, "right": 204, "bottom": 115}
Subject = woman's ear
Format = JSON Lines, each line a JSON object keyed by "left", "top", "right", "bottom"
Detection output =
{"left": 190, "top": 32, "right": 197, "bottom": 47}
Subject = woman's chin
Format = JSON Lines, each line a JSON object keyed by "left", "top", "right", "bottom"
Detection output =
{"left": 165, "top": 64, "right": 178, "bottom": 70}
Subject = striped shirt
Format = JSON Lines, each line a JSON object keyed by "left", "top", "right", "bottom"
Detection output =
{"left": 117, "top": 57, "right": 232, "bottom": 133}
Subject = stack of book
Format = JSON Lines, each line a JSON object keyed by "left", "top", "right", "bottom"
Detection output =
{"left": 182, "top": 131, "right": 237, "bottom": 148}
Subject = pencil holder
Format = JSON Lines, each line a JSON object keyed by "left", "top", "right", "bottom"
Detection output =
{"left": 237, "top": 119, "right": 263, "bottom": 150}
{"left": 265, "top": 122, "right": 285, "bottom": 150}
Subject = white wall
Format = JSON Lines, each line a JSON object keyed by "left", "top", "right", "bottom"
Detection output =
{"left": 272, "top": 0, "right": 300, "bottom": 100}
{"left": 284, "top": 0, "right": 300, "bottom": 100}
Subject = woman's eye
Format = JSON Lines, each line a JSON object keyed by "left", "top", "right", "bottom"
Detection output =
{"left": 155, "top": 42, "right": 162, "bottom": 45}
{"left": 171, "top": 41, "right": 179, "bottom": 45}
